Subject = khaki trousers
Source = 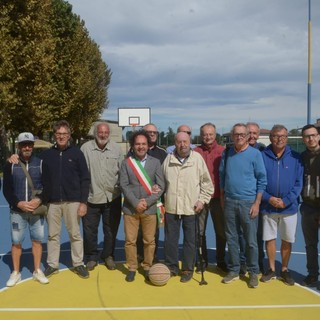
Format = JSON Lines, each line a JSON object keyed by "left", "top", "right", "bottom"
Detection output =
{"left": 124, "top": 213, "right": 157, "bottom": 271}
{"left": 47, "top": 202, "right": 84, "bottom": 268}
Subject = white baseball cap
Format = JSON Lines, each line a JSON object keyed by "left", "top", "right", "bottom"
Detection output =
{"left": 17, "top": 132, "right": 35, "bottom": 143}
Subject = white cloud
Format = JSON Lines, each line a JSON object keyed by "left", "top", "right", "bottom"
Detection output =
{"left": 67, "top": 0, "right": 320, "bottom": 133}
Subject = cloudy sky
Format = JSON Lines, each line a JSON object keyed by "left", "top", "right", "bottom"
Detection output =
{"left": 67, "top": 0, "right": 320, "bottom": 135}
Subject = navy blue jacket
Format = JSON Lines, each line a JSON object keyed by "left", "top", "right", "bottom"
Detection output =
{"left": 261, "top": 145, "right": 303, "bottom": 214}
{"left": 3, "top": 155, "right": 42, "bottom": 212}
{"left": 41, "top": 145, "right": 90, "bottom": 204}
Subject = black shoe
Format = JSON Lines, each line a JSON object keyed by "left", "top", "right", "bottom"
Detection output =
{"left": 301, "top": 275, "right": 318, "bottom": 287}
{"left": 44, "top": 266, "right": 59, "bottom": 278}
{"left": 279, "top": 270, "right": 295, "bottom": 286}
{"left": 125, "top": 271, "right": 136, "bottom": 282}
{"left": 86, "top": 260, "right": 98, "bottom": 271}
{"left": 260, "top": 269, "right": 277, "bottom": 282}
{"left": 169, "top": 268, "right": 178, "bottom": 277}
{"left": 180, "top": 271, "right": 193, "bottom": 283}
{"left": 144, "top": 270, "right": 150, "bottom": 281}
{"left": 105, "top": 256, "right": 116, "bottom": 270}
{"left": 74, "top": 265, "right": 89, "bottom": 279}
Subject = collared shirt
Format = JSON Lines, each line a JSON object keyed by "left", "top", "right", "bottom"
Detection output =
{"left": 81, "top": 139, "right": 123, "bottom": 204}
{"left": 135, "top": 154, "right": 147, "bottom": 167}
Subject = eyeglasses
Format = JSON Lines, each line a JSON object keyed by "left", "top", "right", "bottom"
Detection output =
{"left": 145, "top": 130, "right": 158, "bottom": 135}
{"left": 233, "top": 133, "right": 247, "bottom": 138}
{"left": 271, "top": 135, "right": 287, "bottom": 140}
{"left": 55, "top": 132, "right": 69, "bottom": 137}
{"left": 303, "top": 134, "right": 318, "bottom": 140}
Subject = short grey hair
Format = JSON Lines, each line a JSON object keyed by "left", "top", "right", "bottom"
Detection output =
{"left": 200, "top": 122, "right": 216, "bottom": 133}
{"left": 231, "top": 123, "right": 248, "bottom": 135}
{"left": 270, "top": 124, "right": 287, "bottom": 135}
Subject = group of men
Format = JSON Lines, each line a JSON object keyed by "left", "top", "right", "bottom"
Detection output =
{"left": 2, "top": 120, "right": 320, "bottom": 290}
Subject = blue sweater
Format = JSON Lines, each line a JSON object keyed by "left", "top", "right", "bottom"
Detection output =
{"left": 219, "top": 146, "right": 267, "bottom": 200}
{"left": 260, "top": 145, "right": 303, "bottom": 214}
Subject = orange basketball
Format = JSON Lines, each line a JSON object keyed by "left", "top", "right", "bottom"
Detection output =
{"left": 148, "top": 263, "right": 171, "bottom": 286}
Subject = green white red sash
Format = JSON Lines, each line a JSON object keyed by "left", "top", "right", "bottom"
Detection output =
{"left": 127, "top": 156, "right": 165, "bottom": 224}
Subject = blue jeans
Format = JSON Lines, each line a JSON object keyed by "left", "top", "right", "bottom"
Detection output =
{"left": 10, "top": 210, "right": 45, "bottom": 244}
{"left": 82, "top": 197, "right": 122, "bottom": 262}
{"left": 164, "top": 213, "right": 196, "bottom": 273}
{"left": 239, "top": 211, "right": 265, "bottom": 268}
{"left": 224, "top": 197, "right": 259, "bottom": 274}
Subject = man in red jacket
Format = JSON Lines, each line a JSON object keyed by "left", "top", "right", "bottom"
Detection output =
{"left": 194, "top": 123, "right": 227, "bottom": 273}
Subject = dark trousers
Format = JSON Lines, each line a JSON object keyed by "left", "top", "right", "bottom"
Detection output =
{"left": 164, "top": 213, "right": 196, "bottom": 273}
{"left": 198, "top": 198, "right": 226, "bottom": 265}
{"left": 82, "top": 197, "right": 122, "bottom": 262}
{"left": 301, "top": 202, "right": 320, "bottom": 277}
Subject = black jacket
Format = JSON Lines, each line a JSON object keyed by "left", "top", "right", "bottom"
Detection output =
{"left": 41, "top": 145, "right": 90, "bottom": 204}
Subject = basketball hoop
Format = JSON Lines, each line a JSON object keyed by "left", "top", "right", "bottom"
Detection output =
{"left": 129, "top": 117, "right": 140, "bottom": 131}
{"left": 131, "top": 123, "right": 138, "bottom": 131}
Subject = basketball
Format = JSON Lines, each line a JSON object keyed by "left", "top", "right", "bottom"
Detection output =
{"left": 148, "top": 263, "right": 171, "bottom": 286}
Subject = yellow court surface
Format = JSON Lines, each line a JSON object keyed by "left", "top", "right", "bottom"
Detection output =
{"left": 0, "top": 264, "right": 319, "bottom": 320}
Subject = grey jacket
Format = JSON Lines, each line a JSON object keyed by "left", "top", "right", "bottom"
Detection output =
{"left": 120, "top": 155, "right": 165, "bottom": 215}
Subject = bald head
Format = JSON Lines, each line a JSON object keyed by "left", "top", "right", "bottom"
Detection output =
{"left": 177, "top": 125, "right": 192, "bottom": 136}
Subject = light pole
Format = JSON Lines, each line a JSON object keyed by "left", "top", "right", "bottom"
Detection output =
{"left": 307, "top": 0, "right": 312, "bottom": 124}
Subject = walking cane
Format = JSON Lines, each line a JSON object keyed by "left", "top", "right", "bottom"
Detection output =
{"left": 196, "top": 213, "right": 208, "bottom": 285}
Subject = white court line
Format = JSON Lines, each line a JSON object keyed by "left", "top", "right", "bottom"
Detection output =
{"left": 0, "top": 304, "right": 319, "bottom": 312}
{"left": 1, "top": 247, "right": 317, "bottom": 257}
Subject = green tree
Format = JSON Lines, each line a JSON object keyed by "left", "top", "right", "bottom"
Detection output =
{"left": 165, "top": 127, "right": 175, "bottom": 146}
{"left": 0, "top": 0, "right": 56, "bottom": 136}
{"left": 0, "top": 0, "right": 111, "bottom": 141}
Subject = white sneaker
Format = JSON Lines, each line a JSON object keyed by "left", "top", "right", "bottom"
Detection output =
{"left": 33, "top": 269, "right": 49, "bottom": 284}
{"left": 6, "top": 271, "right": 21, "bottom": 287}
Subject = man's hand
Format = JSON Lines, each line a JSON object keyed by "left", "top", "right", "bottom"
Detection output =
{"left": 29, "top": 198, "right": 42, "bottom": 210}
{"left": 17, "top": 201, "right": 35, "bottom": 213}
{"left": 151, "top": 184, "right": 161, "bottom": 194}
{"left": 193, "top": 200, "right": 204, "bottom": 214}
{"left": 136, "top": 199, "right": 147, "bottom": 213}
{"left": 8, "top": 154, "right": 19, "bottom": 164}
{"left": 269, "top": 196, "right": 286, "bottom": 209}
{"left": 77, "top": 203, "right": 87, "bottom": 217}
{"left": 250, "top": 202, "right": 260, "bottom": 219}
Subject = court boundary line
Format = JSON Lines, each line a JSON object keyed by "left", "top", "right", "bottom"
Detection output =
{"left": 1, "top": 247, "right": 317, "bottom": 257}
{"left": 0, "top": 304, "right": 319, "bottom": 312}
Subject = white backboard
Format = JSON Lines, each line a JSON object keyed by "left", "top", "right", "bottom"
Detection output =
{"left": 118, "top": 108, "right": 151, "bottom": 127}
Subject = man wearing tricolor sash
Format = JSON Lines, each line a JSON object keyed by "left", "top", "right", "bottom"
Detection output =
{"left": 120, "top": 130, "right": 165, "bottom": 282}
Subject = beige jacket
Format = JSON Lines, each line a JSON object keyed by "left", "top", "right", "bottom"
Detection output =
{"left": 162, "top": 150, "right": 214, "bottom": 215}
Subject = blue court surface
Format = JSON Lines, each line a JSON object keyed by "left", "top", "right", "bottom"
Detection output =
{"left": 0, "top": 178, "right": 319, "bottom": 293}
